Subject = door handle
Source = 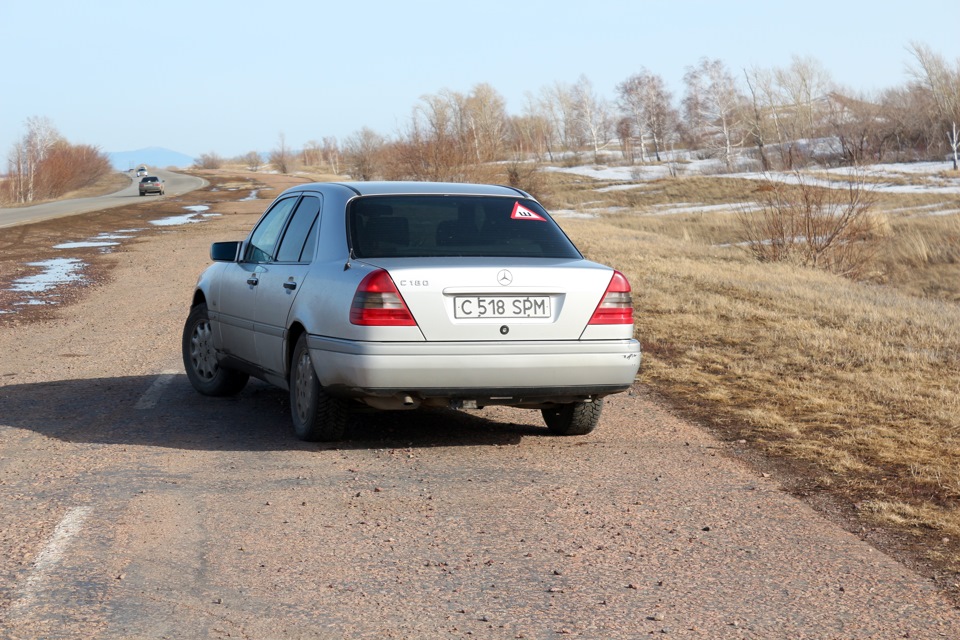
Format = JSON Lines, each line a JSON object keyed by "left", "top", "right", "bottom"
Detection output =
{"left": 283, "top": 281, "right": 297, "bottom": 290}
{"left": 247, "top": 277, "right": 259, "bottom": 286}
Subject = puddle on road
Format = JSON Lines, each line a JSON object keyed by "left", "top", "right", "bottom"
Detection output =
{"left": 12, "top": 258, "right": 86, "bottom": 292}
{"left": 149, "top": 206, "right": 221, "bottom": 227}
{"left": 4, "top": 205, "right": 223, "bottom": 313}
{"left": 8, "top": 258, "right": 87, "bottom": 307}
{"left": 53, "top": 241, "right": 120, "bottom": 250}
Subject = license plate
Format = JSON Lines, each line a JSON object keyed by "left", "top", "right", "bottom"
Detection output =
{"left": 454, "top": 296, "right": 550, "bottom": 319}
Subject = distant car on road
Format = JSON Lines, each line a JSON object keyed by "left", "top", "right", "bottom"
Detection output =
{"left": 139, "top": 176, "right": 164, "bottom": 196}
{"left": 181, "top": 181, "right": 641, "bottom": 441}
{"left": 136, "top": 166, "right": 148, "bottom": 177}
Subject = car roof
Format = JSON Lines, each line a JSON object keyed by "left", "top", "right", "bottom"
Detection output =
{"left": 279, "top": 181, "right": 531, "bottom": 199}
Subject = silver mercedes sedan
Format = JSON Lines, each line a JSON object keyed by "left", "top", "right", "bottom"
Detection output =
{"left": 182, "top": 182, "right": 641, "bottom": 441}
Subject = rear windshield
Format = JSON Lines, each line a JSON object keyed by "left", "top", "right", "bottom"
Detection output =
{"left": 348, "top": 195, "right": 581, "bottom": 259}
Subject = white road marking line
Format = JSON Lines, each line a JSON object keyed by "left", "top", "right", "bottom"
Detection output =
{"left": 135, "top": 370, "right": 179, "bottom": 410}
{"left": 9, "top": 506, "right": 93, "bottom": 613}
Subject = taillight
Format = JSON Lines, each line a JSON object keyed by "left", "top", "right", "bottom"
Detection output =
{"left": 350, "top": 269, "right": 416, "bottom": 326}
{"left": 588, "top": 270, "right": 634, "bottom": 325}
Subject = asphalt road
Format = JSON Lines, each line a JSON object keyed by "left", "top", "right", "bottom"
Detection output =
{"left": 1, "top": 176, "right": 959, "bottom": 638}
{"left": 0, "top": 169, "right": 206, "bottom": 228}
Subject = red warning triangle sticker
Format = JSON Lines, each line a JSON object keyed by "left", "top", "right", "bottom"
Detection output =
{"left": 510, "top": 201, "right": 546, "bottom": 221}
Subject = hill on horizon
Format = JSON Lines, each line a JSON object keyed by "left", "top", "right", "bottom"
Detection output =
{"left": 109, "top": 147, "right": 195, "bottom": 171}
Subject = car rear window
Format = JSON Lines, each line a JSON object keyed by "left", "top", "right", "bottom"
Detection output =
{"left": 348, "top": 195, "right": 581, "bottom": 259}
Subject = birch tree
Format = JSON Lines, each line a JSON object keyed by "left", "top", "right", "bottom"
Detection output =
{"left": 617, "top": 68, "right": 675, "bottom": 163}
{"left": 572, "top": 75, "right": 613, "bottom": 162}
{"left": 22, "top": 116, "right": 62, "bottom": 202}
{"left": 463, "top": 83, "right": 508, "bottom": 162}
{"left": 683, "top": 58, "right": 746, "bottom": 170}
{"left": 539, "top": 82, "right": 582, "bottom": 156}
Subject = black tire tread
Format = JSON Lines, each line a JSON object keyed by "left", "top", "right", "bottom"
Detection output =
{"left": 541, "top": 399, "right": 603, "bottom": 436}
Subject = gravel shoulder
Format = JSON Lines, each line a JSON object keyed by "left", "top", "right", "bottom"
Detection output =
{"left": 1, "top": 172, "right": 958, "bottom": 638}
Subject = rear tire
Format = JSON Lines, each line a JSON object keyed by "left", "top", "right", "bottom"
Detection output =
{"left": 290, "top": 334, "right": 348, "bottom": 441}
{"left": 541, "top": 399, "right": 603, "bottom": 436}
{"left": 182, "top": 303, "right": 248, "bottom": 396}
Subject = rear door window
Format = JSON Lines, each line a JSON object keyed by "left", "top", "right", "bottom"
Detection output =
{"left": 275, "top": 195, "right": 321, "bottom": 263}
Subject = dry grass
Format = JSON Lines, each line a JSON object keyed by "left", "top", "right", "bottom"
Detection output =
{"left": 546, "top": 170, "right": 960, "bottom": 580}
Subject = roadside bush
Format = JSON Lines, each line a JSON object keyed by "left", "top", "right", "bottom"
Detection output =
{"left": 506, "top": 159, "right": 544, "bottom": 199}
{"left": 32, "top": 143, "right": 111, "bottom": 201}
{"left": 737, "top": 170, "right": 886, "bottom": 278}
{"left": 196, "top": 152, "right": 223, "bottom": 170}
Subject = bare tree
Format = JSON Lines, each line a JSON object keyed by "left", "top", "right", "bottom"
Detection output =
{"left": 617, "top": 68, "right": 675, "bottom": 163}
{"left": 196, "top": 152, "right": 223, "bottom": 170}
{"left": 572, "top": 75, "right": 613, "bottom": 163}
{"left": 743, "top": 68, "right": 774, "bottom": 170}
{"left": 825, "top": 91, "right": 900, "bottom": 165}
{"left": 777, "top": 56, "right": 833, "bottom": 139}
{"left": 510, "top": 94, "right": 555, "bottom": 161}
{"left": 4, "top": 116, "right": 64, "bottom": 203}
{"left": 321, "top": 136, "right": 340, "bottom": 175}
{"left": 5, "top": 141, "right": 27, "bottom": 203}
{"left": 683, "top": 58, "right": 747, "bottom": 170}
{"left": 908, "top": 42, "right": 960, "bottom": 164}
{"left": 241, "top": 151, "right": 262, "bottom": 172}
{"left": 301, "top": 140, "right": 322, "bottom": 167}
{"left": 270, "top": 133, "right": 291, "bottom": 174}
{"left": 615, "top": 117, "right": 634, "bottom": 163}
{"left": 949, "top": 122, "right": 959, "bottom": 170}
{"left": 908, "top": 43, "right": 960, "bottom": 127}
{"left": 343, "top": 127, "right": 386, "bottom": 181}
{"left": 462, "top": 83, "right": 508, "bottom": 162}
{"left": 538, "top": 81, "right": 583, "bottom": 157}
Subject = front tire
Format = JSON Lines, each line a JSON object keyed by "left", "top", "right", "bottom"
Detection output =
{"left": 182, "top": 302, "right": 248, "bottom": 396}
{"left": 290, "top": 334, "right": 348, "bottom": 441}
{"left": 541, "top": 399, "right": 603, "bottom": 436}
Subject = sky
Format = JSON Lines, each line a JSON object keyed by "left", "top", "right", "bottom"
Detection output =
{"left": 2, "top": 0, "right": 959, "bottom": 161}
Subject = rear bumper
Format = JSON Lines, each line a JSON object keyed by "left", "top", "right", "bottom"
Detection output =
{"left": 307, "top": 336, "right": 641, "bottom": 400}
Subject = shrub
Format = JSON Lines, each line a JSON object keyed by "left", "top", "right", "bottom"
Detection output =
{"left": 737, "top": 170, "right": 886, "bottom": 278}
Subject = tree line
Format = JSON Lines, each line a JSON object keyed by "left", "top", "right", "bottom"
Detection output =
{"left": 297, "top": 41, "right": 955, "bottom": 183}
{"left": 5, "top": 41, "right": 958, "bottom": 202}
{"left": 1, "top": 116, "right": 112, "bottom": 205}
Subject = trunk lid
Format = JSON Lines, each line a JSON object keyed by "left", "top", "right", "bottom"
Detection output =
{"left": 365, "top": 258, "right": 615, "bottom": 342}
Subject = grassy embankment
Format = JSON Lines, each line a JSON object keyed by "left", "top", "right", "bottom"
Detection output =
{"left": 541, "top": 167, "right": 960, "bottom": 575}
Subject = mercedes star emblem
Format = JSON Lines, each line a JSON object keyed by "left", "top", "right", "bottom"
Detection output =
{"left": 497, "top": 269, "right": 513, "bottom": 286}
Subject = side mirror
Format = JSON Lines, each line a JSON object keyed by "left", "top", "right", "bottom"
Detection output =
{"left": 210, "top": 241, "right": 241, "bottom": 262}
